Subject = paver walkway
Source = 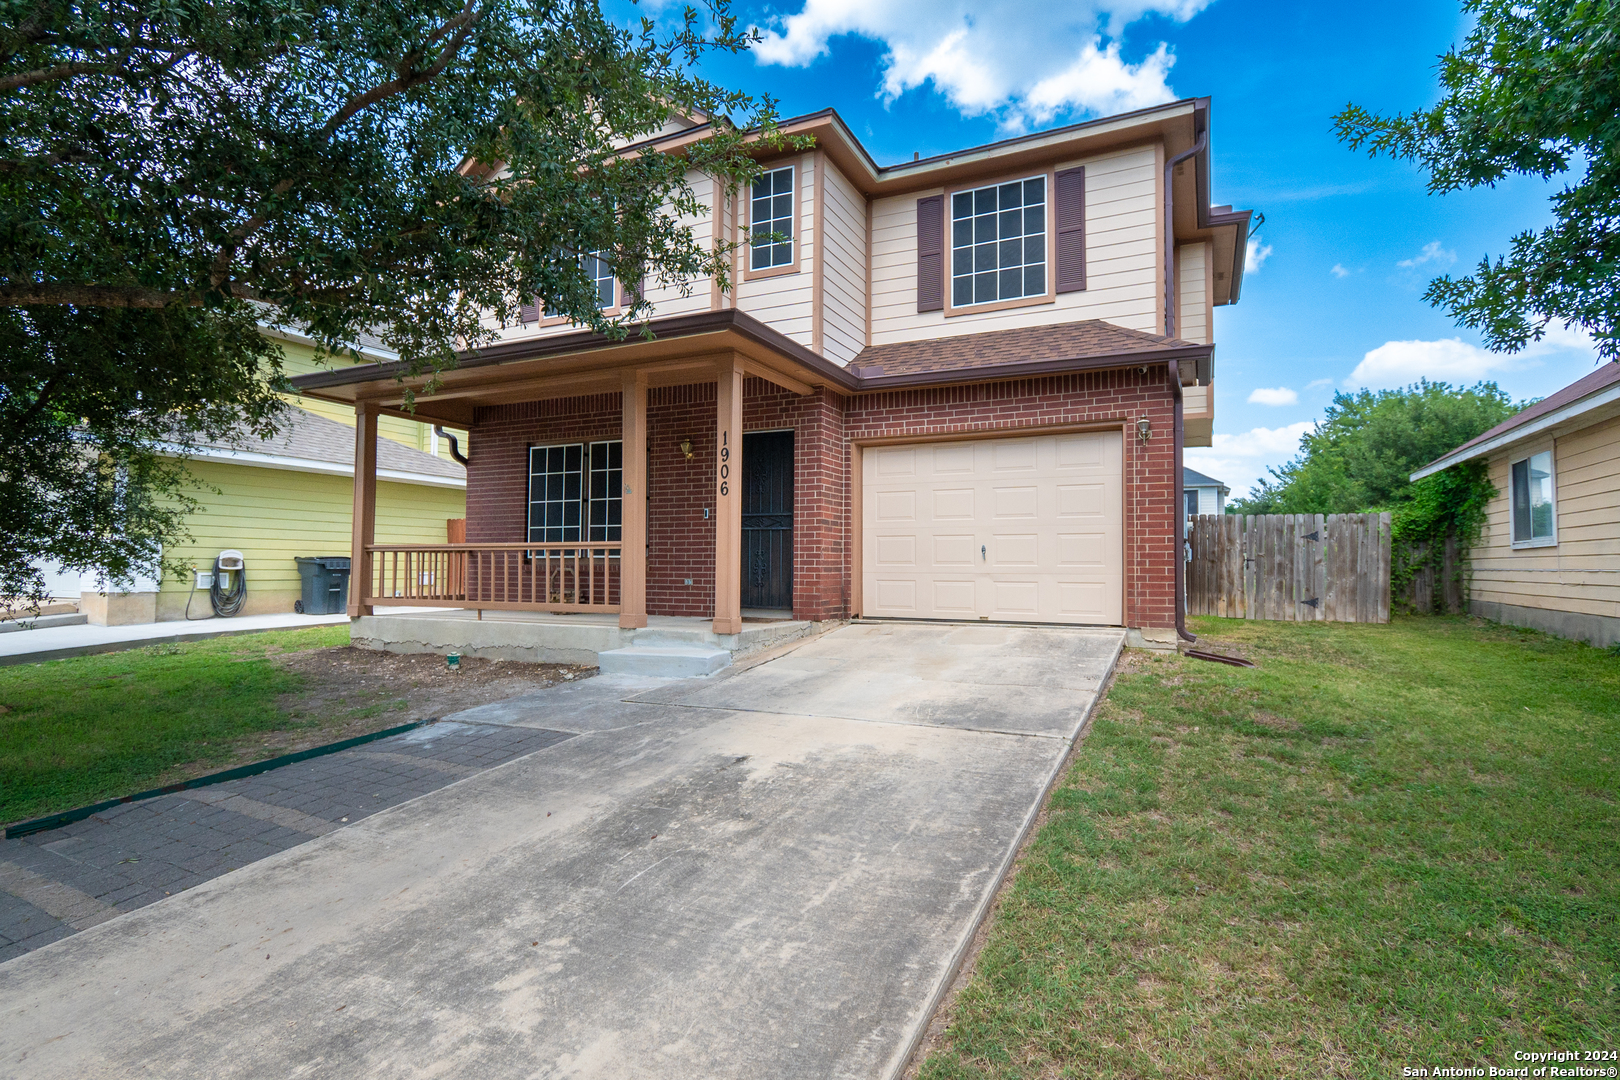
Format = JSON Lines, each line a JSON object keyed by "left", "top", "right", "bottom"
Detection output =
{"left": 1, "top": 720, "right": 571, "bottom": 961}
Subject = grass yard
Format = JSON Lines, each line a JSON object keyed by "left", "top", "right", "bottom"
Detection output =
{"left": 0, "top": 629, "right": 587, "bottom": 825}
{"left": 920, "top": 616, "right": 1619, "bottom": 1079}
{"left": 0, "top": 627, "right": 350, "bottom": 824}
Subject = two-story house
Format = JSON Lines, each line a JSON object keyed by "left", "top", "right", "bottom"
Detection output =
{"left": 290, "top": 96, "right": 1251, "bottom": 659}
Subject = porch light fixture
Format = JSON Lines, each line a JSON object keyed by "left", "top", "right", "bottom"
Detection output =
{"left": 1136, "top": 416, "right": 1153, "bottom": 443}
{"left": 678, "top": 436, "right": 694, "bottom": 460}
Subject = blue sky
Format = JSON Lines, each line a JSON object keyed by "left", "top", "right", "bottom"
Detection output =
{"left": 645, "top": 0, "right": 1601, "bottom": 495}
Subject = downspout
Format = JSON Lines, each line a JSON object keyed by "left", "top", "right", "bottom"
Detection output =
{"left": 1164, "top": 129, "right": 1206, "bottom": 644}
{"left": 1168, "top": 359, "right": 1195, "bottom": 643}
{"left": 434, "top": 425, "right": 470, "bottom": 466}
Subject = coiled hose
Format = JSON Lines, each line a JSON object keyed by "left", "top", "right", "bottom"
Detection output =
{"left": 185, "top": 555, "right": 247, "bottom": 619}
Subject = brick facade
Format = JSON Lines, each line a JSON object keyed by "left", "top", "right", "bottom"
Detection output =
{"left": 464, "top": 366, "right": 1178, "bottom": 629}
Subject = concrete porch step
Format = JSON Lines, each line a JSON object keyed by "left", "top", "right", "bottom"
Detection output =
{"left": 596, "top": 644, "right": 732, "bottom": 678}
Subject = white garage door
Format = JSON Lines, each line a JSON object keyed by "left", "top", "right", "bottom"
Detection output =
{"left": 861, "top": 431, "right": 1124, "bottom": 624}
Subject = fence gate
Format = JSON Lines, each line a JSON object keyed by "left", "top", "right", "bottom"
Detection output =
{"left": 1186, "top": 512, "right": 1392, "bottom": 623}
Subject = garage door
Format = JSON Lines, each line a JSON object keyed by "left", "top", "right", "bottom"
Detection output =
{"left": 861, "top": 431, "right": 1123, "bottom": 624}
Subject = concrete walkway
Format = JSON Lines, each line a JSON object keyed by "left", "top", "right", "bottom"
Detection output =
{"left": 0, "top": 610, "right": 349, "bottom": 665}
{"left": 0, "top": 621, "right": 1123, "bottom": 1080}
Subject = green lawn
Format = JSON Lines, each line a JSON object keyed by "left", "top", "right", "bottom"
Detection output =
{"left": 921, "top": 616, "right": 1619, "bottom": 1079}
{"left": 0, "top": 627, "right": 349, "bottom": 824}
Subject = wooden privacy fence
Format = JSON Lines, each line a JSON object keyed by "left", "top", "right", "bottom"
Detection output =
{"left": 1186, "top": 512, "right": 1392, "bottom": 623}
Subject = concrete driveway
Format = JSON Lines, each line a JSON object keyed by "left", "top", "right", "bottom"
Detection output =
{"left": 0, "top": 622, "right": 1122, "bottom": 1079}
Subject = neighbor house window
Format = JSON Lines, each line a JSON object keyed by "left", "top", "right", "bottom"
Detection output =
{"left": 750, "top": 166, "right": 795, "bottom": 271}
{"left": 1510, "top": 449, "right": 1556, "bottom": 546}
{"left": 1185, "top": 490, "right": 1200, "bottom": 518}
{"left": 951, "top": 176, "right": 1046, "bottom": 307}
{"left": 528, "top": 441, "right": 621, "bottom": 544}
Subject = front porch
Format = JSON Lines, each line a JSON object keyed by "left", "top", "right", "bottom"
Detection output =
{"left": 352, "top": 607, "right": 815, "bottom": 674}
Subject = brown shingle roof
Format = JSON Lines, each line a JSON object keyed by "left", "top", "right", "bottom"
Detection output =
{"left": 194, "top": 407, "right": 465, "bottom": 482}
{"left": 850, "top": 320, "right": 1205, "bottom": 380}
{"left": 1435, "top": 361, "right": 1620, "bottom": 463}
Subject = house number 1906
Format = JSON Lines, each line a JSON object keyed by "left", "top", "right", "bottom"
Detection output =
{"left": 718, "top": 430, "right": 730, "bottom": 496}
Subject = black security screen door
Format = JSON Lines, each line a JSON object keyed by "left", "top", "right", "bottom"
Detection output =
{"left": 742, "top": 431, "right": 793, "bottom": 610}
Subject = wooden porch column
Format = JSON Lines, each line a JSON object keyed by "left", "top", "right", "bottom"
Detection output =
{"left": 619, "top": 368, "right": 649, "bottom": 629}
{"left": 713, "top": 353, "right": 743, "bottom": 634}
{"left": 349, "top": 402, "right": 379, "bottom": 617}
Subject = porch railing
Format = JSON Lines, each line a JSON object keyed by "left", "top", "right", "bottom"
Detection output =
{"left": 364, "top": 543, "right": 622, "bottom": 613}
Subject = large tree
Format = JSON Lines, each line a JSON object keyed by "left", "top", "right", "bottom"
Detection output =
{"left": 1229, "top": 380, "right": 1521, "bottom": 515}
{"left": 0, "top": 0, "right": 780, "bottom": 609}
{"left": 1333, "top": 0, "right": 1620, "bottom": 361}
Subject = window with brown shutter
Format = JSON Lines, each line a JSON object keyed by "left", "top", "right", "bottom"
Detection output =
{"left": 916, "top": 195, "right": 944, "bottom": 312}
{"left": 1054, "top": 166, "right": 1086, "bottom": 293}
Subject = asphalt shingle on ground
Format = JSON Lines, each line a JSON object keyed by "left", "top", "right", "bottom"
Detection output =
{"left": 0, "top": 720, "right": 572, "bottom": 962}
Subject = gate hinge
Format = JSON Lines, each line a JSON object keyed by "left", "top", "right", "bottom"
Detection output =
{"left": 1301, "top": 596, "right": 1321, "bottom": 608}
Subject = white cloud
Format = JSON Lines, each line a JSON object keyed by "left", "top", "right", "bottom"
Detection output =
{"left": 1247, "top": 386, "right": 1299, "bottom": 406}
{"left": 1330, "top": 263, "right": 1350, "bottom": 279}
{"left": 1397, "top": 240, "right": 1456, "bottom": 269}
{"left": 1246, "top": 236, "right": 1272, "bottom": 273}
{"left": 1185, "top": 421, "right": 1315, "bottom": 498}
{"left": 1306, "top": 377, "right": 1336, "bottom": 389}
{"left": 1345, "top": 328, "right": 1601, "bottom": 389}
{"left": 752, "top": 0, "right": 1210, "bottom": 128}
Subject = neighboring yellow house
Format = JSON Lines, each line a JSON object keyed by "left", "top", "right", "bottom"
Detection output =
{"left": 1412, "top": 360, "right": 1620, "bottom": 647}
{"left": 82, "top": 332, "right": 468, "bottom": 624}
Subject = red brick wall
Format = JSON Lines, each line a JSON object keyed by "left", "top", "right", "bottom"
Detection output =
{"left": 843, "top": 367, "right": 1178, "bottom": 630}
{"left": 462, "top": 366, "right": 1177, "bottom": 629}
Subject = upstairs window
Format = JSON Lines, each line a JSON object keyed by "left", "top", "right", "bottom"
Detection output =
{"left": 1510, "top": 449, "right": 1556, "bottom": 546}
{"left": 528, "top": 441, "right": 621, "bottom": 544}
{"left": 542, "top": 249, "right": 617, "bottom": 318}
{"left": 750, "top": 166, "right": 795, "bottom": 271}
{"left": 951, "top": 176, "right": 1046, "bottom": 307}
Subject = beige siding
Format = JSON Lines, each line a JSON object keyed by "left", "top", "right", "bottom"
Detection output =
{"left": 734, "top": 152, "right": 816, "bottom": 347}
{"left": 1471, "top": 411, "right": 1620, "bottom": 621}
{"left": 869, "top": 145, "right": 1161, "bottom": 346}
{"left": 489, "top": 169, "right": 717, "bottom": 345}
{"left": 154, "top": 459, "right": 466, "bottom": 620}
{"left": 280, "top": 341, "right": 463, "bottom": 459}
{"left": 1178, "top": 241, "right": 1209, "bottom": 344}
{"left": 819, "top": 157, "right": 869, "bottom": 366}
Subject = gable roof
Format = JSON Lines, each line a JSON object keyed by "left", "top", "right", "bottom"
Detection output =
{"left": 1182, "top": 467, "right": 1226, "bottom": 489}
{"left": 186, "top": 407, "right": 465, "bottom": 487}
{"left": 1411, "top": 361, "right": 1620, "bottom": 481}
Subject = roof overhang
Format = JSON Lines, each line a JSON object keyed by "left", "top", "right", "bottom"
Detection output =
{"left": 1410, "top": 377, "right": 1620, "bottom": 481}
{"left": 288, "top": 310, "right": 1213, "bottom": 425}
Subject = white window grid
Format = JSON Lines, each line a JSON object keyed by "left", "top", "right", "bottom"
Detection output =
{"left": 750, "top": 166, "right": 795, "bottom": 271}
{"left": 951, "top": 176, "right": 1047, "bottom": 307}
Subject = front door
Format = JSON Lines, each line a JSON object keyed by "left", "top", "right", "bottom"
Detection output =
{"left": 742, "top": 431, "right": 794, "bottom": 610}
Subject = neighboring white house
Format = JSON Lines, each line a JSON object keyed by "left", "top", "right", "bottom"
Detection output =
{"left": 1184, "top": 467, "right": 1229, "bottom": 518}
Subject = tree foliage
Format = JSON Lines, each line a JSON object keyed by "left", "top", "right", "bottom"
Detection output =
{"left": 1333, "top": 0, "right": 1620, "bottom": 361}
{"left": 0, "top": 0, "right": 782, "bottom": 608}
{"left": 1228, "top": 380, "right": 1521, "bottom": 515}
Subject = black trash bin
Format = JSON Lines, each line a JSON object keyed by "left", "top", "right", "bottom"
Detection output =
{"left": 294, "top": 556, "right": 352, "bottom": 615}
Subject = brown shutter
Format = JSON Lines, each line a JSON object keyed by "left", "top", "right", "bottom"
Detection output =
{"left": 916, "top": 195, "right": 944, "bottom": 312}
{"left": 1054, "top": 166, "right": 1086, "bottom": 293}
{"left": 519, "top": 296, "right": 539, "bottom": 323}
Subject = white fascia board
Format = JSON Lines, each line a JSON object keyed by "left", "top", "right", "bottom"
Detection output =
{"left": 160, "top": 444, "right": 465, "bottom": 489}
{"left": 258, "top": 323, "right": 401, "bottom": 364}
{"left": 1410, "top": 381, "right": 1620, "bottom": 481}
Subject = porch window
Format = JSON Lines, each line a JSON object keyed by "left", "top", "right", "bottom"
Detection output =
{"left": 1510, "top": 449, "right": 1556, "bottom": 547}
{"left": 528, "top": 441, "right": 621, "bottom": 544}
